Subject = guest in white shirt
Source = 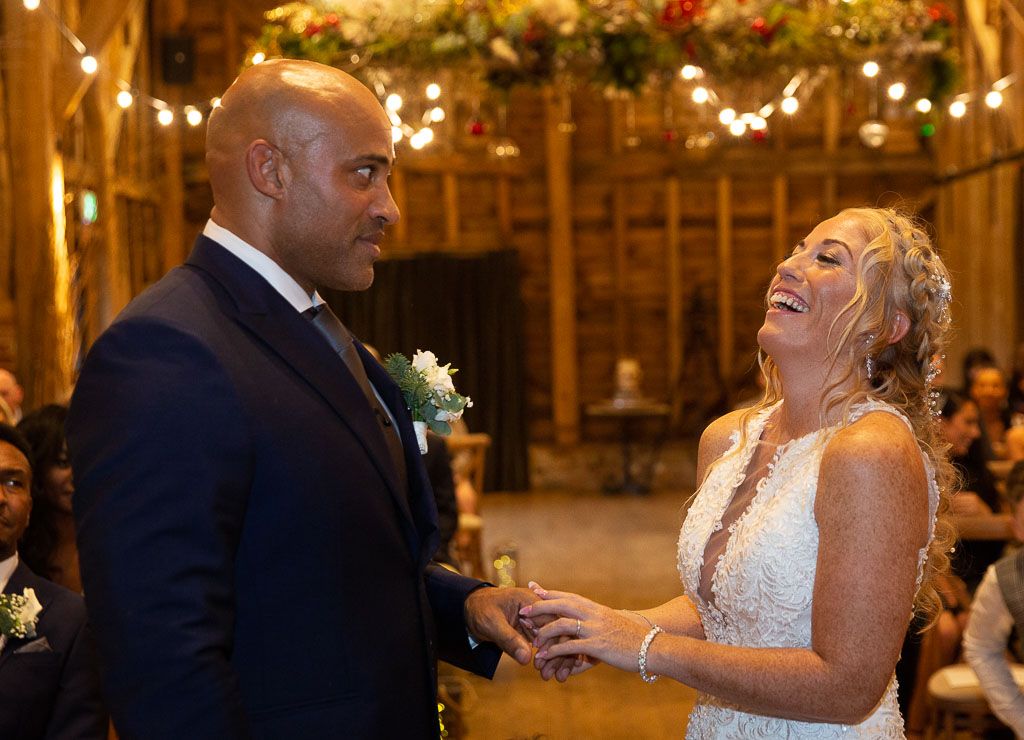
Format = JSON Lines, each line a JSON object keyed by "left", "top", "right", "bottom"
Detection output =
{"left": 963, "top": 460, "right": 1024, "bottom": 736}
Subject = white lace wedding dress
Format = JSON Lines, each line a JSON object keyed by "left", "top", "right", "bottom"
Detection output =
{"left": 677, "top": 400, "right": 938, "bottom": 738}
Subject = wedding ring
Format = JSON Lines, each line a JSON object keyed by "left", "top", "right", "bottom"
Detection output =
{"left": 575, "top": 618, "right": 581, "bottom": 638}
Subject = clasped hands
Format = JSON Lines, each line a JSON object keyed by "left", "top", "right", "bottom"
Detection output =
{"left": 464, "top": 580, "right": 652, "bottom": 683}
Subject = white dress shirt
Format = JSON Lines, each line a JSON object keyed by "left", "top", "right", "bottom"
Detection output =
{"left": 963, "top": 564, "right": 1024, "bottom": 736}
{"left": 0, "top": 552, "right": 17, "bottom": 593}
{"left": 203, "top": 220, "right": 324, "bottom": 313}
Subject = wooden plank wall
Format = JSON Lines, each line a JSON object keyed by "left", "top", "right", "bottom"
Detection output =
{"left": 388, "top": 82, "right": 935, "bottom": 444}
{"left": 934, "top": 0, "right": 1024, "bottom": 386}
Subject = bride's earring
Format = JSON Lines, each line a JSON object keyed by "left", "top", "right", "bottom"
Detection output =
{"left": 865, "top": 335, "right": 876, "bottom": 380}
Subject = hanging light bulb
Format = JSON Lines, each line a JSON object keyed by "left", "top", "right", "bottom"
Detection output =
{"left": 862, "top": 61, "right": 880, "bottom": 78}
{"left": 157, "top": 109, "right": 174, "bottom": 126}
{"left": 691, "top": 87, "right": 709, "bottom": 104}
{"left": 425, "top": 83, "right": 441, "bottom": 101}
{"left": 210, "top": 97, "right": 222, "bottom": 109}
{"left": 729, "top": 119, "right": 746, "bottom": 137}
{"left": 392, "top": 126, "right": 403, "bottom": 144}
{"left": 81, "top": 56, "right": 98, "bottom": 74}
{"left": 887, "top": 82, "right": 907, "bottom": 101}
{"left": 185, "top": 106, "right": 203, "bottom": 127}
{"left": 418, "top": 127, "right": 434, "bottom": 145}
{"left": 915, "top": 98, "right": 933, "bottom": 114}
{"left": 116, "top": 90, "right": 134, "bottom": 109}
{"left": 680, "top": 65, "right": 701, "bottom": 80}
{"left": 429, "top": 107, "right": 446, "bottom": 123}
{"left": 949, "top": 100, "right": 967, "bottom": 118}
{"left": 251, "top": 52, "right": 266, "bottom": 65}
{"left": 718, "top": 108, "right": 736, "bottom": 125}
{"left": 385, "top": 93, "right": 403, "bottom": 112}
{"left": 985, "top": 90, "right": 1004, "bottom": 109}
{"left": 750, "top": 116, "right": 768, "bottom": 131}
{"left": 780, "top": 96, "right": 799, "bottom": 115}
{"left": 23, "top": 0, "right": 40, "bottom": 9}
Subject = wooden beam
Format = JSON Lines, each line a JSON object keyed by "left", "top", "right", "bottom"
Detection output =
{"left": 716, "top": 176, "right": 734, "bottom": 385}
{"left": 53, "top": 0, "right": 141, "bottom": 121}
{"left": 6, "top": 6, "right": 75, "bottom": 405}
{"left": 391, "top": 167, "right": 409, "bottom": 245}
{"left": 772, "top": 174, "right": 789, "bottom": 264}
{"left": 822, "top": 75, "right": 841, "bottom": 217}
{"left": 496, "top": 176, "right": 512, "bottom": 240}
{"left": 544, "top": 87, "right": 579, "bottom": 445}
{"left": 442, "top": 172, "right": 460, "bottom": 248}
{"left": 665, "top": 176, "right": 682, "bottom": 419}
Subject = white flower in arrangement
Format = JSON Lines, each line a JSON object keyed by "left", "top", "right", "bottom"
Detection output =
{"left": 385, "top": 350, "right": 473, "bottom": 454}
{"left": 489, "top": 37, "right": 521, "bottom": 65}
{"left": 526, "top": 0, "right": 580, "bottom": 35}
{"left": 0, "top": 587, "right": 42, "bottom": 643}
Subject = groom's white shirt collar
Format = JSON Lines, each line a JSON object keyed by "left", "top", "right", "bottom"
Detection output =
{"left": 0, "top": 552, "right": 19, "bottom": 593}
{"left": 203, "top": 220, "right": 325, "bottom": 313}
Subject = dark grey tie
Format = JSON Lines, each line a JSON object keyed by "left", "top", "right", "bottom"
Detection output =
{"left": 305, "top": 304, "right": 408, "bottom": 495}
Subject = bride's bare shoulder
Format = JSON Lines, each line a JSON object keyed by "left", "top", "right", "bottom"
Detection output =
{"left": 696, "top": 409, "right": 749, "bottom": 480}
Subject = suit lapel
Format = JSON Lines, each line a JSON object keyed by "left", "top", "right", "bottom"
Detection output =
{"left": 0, "top": 563, "right": 48, "bottom": 667}
{"left": 185, "top": 237, "right": 419, "bottom": 548}
{"left": 359, "top": 343, "right": 440, "bottom": 567}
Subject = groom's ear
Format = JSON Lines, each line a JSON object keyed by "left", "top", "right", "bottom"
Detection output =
{"left": 247, "top": 140, "right": 288, "bottom": 199}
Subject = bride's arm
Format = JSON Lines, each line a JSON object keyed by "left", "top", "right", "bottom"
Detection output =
{"left": 530, "top": 412, "right": 929, "bottom": 724}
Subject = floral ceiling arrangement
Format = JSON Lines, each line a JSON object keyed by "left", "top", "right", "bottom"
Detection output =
{"left": 251, "top": 0, "right": 959, "bottom": 99}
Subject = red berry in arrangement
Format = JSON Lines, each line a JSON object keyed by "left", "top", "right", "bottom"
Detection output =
{"left": 469, "top": 119, "right": 486, "bottom": 136}
{"left": 303, "top": 23, "right": 322, "bottom": 37}
{"left": 324, "top": 13, "right": 339, "bottom": 27}
{"left": 662, "top": 129, "right": 677, "bottom": 142}
{"left": 752, "top": 130, "right": 767, "bottom": 143}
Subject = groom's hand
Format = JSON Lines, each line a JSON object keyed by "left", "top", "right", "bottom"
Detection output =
{"left": 464, "top": 586, "right": 538, "bottom": 665}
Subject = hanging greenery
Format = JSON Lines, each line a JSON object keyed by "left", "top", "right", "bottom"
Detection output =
{"left": 250, "top": 0, "right": 958, "bottom": 99}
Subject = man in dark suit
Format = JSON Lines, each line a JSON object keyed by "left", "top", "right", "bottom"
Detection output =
{"left": 0, "top": 424, "right": 106, "bottom": 739}
{"left": 67, "top": 59, "right": 543, "bottom": 739}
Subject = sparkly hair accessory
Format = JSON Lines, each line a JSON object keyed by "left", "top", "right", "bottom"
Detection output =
{"left": 931, "top": 272, "right": 952, "bottom": 323}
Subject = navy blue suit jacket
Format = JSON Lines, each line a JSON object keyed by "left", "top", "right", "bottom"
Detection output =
{"left": 67, "top": 236, "right": 501, "bottom": 739}
{"left": 0, "top": 562, "right": 107, "bottom": 740}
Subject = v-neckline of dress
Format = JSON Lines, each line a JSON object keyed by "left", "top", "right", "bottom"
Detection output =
{"left": 696, "top": 403, "right": 835, "bottom": 611}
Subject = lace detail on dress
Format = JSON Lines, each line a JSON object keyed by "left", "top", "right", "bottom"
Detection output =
{"left": 677, "top": 399, "right": 938, "bottom": 738}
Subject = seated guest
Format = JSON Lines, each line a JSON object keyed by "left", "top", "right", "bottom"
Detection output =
{"left": 902, "top": 389, "right": 1003, "bottom": 735}
{"left": 970, "top": 364, "right": 1014, "bottom": 460}
{"left": 963, "top": 460, "right": 1024, "bottom": 736}
{"left": 0, "top": 369, "right": 24, "bottom": 424}
{"left": 0, "top": 423, "right": 106, "bottom": 739}
{"left": 17, "top": 406, "right": 80, "bottom": 593}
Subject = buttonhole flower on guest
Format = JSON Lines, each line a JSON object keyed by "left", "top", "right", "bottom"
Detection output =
{"left": 384, "top": 350, "right": 473, "bottom": 453}
{"left": 0, "top": 587, "right": 42, "bottom": 642}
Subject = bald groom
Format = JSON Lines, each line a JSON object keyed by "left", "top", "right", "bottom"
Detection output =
{"left": 68, "top": 60, "right": 538, "bottom": 739}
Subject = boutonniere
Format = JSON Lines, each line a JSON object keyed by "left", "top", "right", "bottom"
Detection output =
{"left": 0, "top": 587, "right": 42, "bottom": 648}
{"left": 384, "top": 350, "right": 473, "bottom": 454}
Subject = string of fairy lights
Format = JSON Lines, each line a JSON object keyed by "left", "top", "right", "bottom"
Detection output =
{"left": 17, "top": 0, "right": 1020, "bottom": 145}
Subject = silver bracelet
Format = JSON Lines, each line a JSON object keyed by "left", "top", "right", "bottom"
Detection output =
{"left": 638, "top": 625, "right": 663, "bottom": 683}
{"left": 622, "top": 609, "right": 654, "bottom": 629}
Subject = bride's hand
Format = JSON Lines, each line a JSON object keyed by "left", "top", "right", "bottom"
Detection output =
{"left": 519, "top": 582, "right": 597, "bottom": 681}
{"left": 520, "top": 583, "right": 650, "bottom": 675}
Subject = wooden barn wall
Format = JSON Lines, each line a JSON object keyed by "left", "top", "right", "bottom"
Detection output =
{"left": 6, "top": 0, "right": 1017, "bottom": 441}
{"left": 388, "top": 83, "right": 934, "bottom": 444}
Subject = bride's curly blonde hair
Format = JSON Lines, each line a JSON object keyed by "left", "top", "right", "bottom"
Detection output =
{"left": 728, "top": 207, "right": 954, "bottom": 627}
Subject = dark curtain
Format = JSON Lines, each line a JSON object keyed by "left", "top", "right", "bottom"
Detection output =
{"left": 323, "top": 250, "right": 528, "bottom": 491}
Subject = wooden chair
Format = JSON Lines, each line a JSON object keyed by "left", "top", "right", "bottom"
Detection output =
{"left": 445, "top": 433, "right": 491, "bottom": 580}
{"left": 927, "top": 662, "right": 1023, "bottom": 739}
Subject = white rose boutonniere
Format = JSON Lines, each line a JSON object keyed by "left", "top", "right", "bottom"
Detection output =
{"left": 384, "top": 350, "right": 473, "bottom": 454}
{"left": 0, "top": 587, "right": 42, "bottom": 648}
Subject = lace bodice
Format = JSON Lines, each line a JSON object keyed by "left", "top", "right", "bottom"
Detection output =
{"left": 677, "top": 400, "right": 939, "bottom": 738}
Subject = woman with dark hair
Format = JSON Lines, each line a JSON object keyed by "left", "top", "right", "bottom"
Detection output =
{"left": 17, "top": 404, "right": 80, "bottom": 593}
